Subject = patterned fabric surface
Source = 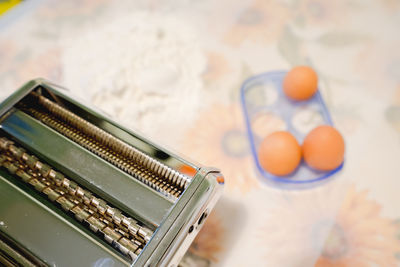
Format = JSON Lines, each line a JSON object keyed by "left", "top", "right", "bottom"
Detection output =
{"left": 0, "top": 0, "right": 400, "bottom": 266}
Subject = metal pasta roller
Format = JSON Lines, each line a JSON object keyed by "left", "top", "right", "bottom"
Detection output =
{"left": 0, "top": 79, "right": 224, "bottom": 267}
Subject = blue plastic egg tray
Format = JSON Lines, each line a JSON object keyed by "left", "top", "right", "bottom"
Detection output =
{"left": 240, "top": 71, "right": 343, "bottom": 187}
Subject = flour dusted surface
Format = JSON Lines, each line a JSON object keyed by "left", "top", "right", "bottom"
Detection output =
{"left": 62, "top": 12, "right": 206, "bottom": 145}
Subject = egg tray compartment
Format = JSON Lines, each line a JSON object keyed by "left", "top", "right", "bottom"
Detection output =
{"left": 240, "top": 71, "right": 343, "bottom": 186}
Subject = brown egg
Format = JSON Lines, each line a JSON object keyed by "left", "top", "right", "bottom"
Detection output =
{"left": 283, "top": 66, "right": 318, "bottom": 101}
{"left": 302, "top": 125, "right": 345, "bottom": 171}
{"left": 258, "top": 131, "right": 301, "bottom": 176}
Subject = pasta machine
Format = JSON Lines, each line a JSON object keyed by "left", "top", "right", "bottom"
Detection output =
{"left": 0, "top": 79, "right": 224, "bottom": 267}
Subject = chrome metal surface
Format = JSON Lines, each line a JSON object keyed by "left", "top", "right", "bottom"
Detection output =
{"left": 1, "top": 109, "right": 173, "bottom": 227}
{"left": 0, "top": 137, "right": 152, "bottom": 261}
{"left": 134, "top": 168, "right": 223, "bottom": 267}
{"left": 0, "top": 174, "right": 129, "bottom": 266}
{"left": 0, "top": 231, "right": 45, "bottom": 267}
{"left": 41, "top": 82, "right": 198, "bottom": 176}
{"left": 31, "top": 92, "right": 191, "bottom": 193}
{"left": 0, "top": 79, "right": 224, "bottom": 266}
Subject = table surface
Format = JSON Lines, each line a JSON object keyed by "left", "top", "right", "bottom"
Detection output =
{"left": 0, "top": 0, "right": 400, "bottom": 266}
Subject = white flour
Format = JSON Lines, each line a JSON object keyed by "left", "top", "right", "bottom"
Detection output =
{"left": 62, "top": 12, "right": 206, "bottom": 145}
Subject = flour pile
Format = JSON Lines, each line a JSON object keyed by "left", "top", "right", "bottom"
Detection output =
{"left": 62, "top": 12, "right": 206, "bottom": 144}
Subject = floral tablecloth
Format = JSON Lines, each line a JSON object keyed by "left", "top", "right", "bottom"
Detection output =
{"left": 1, "top": 0, "right": 400, "bottom": 266}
